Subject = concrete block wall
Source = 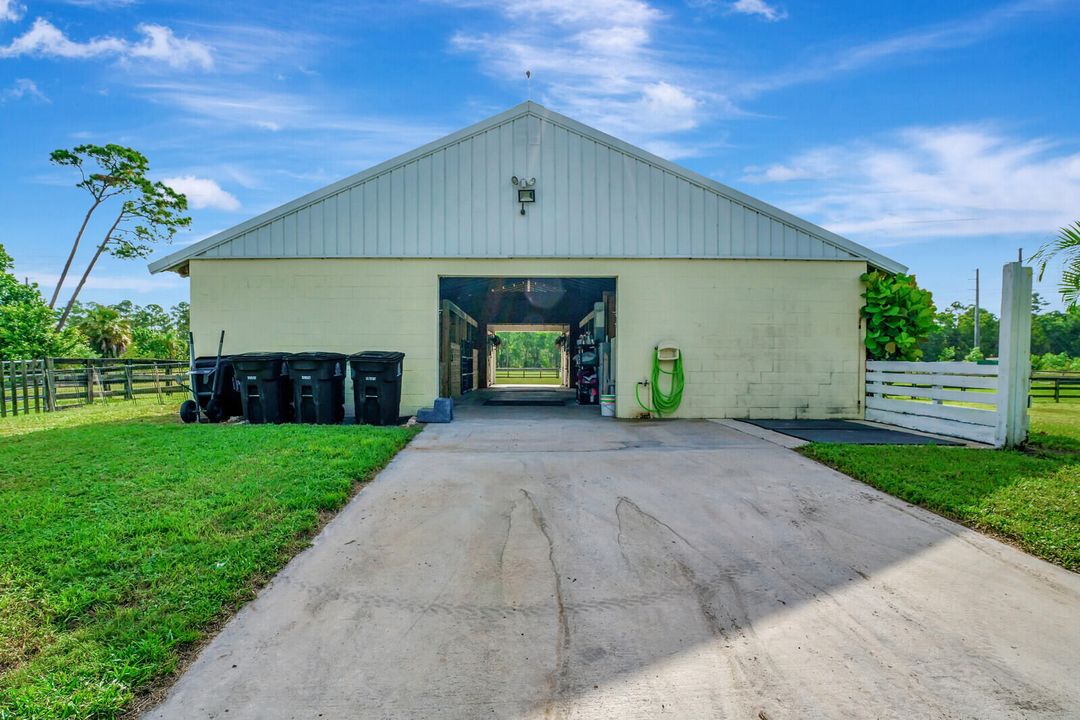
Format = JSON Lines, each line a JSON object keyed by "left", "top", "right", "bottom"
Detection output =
{"left": 612, "top": 259, "right": 864, "bottom": 419}
{"left": 191, "top": 258, "right": 442, "bottom": 417}
{"left": 190, "top": 257, "right": 866, "bottom": 419}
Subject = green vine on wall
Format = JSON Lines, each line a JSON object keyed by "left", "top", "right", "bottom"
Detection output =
{"left": 861, "top": 271, "right": 936, "bottom": 360}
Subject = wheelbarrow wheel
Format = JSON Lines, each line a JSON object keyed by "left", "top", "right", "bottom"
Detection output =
{"left": 179, "top": 399, "right": 199, "bottom": 424}
{"left": 204, "top": 398, "right": 225, "bottom": 424}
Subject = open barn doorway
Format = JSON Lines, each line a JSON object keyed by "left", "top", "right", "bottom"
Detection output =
{"left": 489, "top": 324, "right": 569, "bottom": 388}
{"left": 438, "top": 277, "right": 616, "bottom": 411}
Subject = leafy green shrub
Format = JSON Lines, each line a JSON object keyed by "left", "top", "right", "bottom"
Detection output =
{"left": 1032, "top": 352, "right": 1080, "bottom": 373}
{"left": 861, "top": 271, "right": 936, "bottom": 360}
{"left": 965, "top": 347, "right": 985, "bottom": 362}
{"left": 938, "top": 346, "right": 957, "bottom": 361}
{"left": 0, "top": 244, "right": 90, "bottom": 360}
{"left": 124, "top": 327, "right": 185, "bottom": 359}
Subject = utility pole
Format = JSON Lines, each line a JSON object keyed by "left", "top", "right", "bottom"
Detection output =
{"left": 974, "top": 268, "right": 981, "bottom": 351}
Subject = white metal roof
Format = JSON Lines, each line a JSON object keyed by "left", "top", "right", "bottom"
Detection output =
{"left": 149, "top": 102, "right": 905, "bottom": 275}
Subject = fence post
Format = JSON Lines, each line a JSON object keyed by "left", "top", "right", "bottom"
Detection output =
{"left": 44, "top": 358, "right": 57, "bottom": 411}
{"left": 84, "top": 360, "right": 93, "bottom": 405}
{"left": 41, "top": 358, "right": 49, "bottom": 412}
{"left": 20, "top": 360, "right": 29, "bottom": 414}
{"left": 996, "top": 261, "right": 1033, "bottom": 447}
{"left": 124, "top": 361, "right": 134, "bottom": 401}
{"left": 32, "top": 359, "right": 41, "bottom": 413}
{"left": 9, "top": 360, "right": 19, "bottom": 416}
{"left": 152, "top": 362, "right": 163, "bottom": 403}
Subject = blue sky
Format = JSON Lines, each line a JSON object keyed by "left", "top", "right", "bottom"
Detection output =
{"left": 1, "top": 0, "right": 1078, "bottom": 314}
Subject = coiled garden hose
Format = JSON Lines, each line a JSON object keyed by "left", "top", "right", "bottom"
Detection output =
{"left": 635, "top": 348, "right": 684, "bottom": 417}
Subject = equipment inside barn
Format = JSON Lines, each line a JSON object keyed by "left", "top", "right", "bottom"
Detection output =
{"left": 440, "top": 300, "right": 478, "bottom": 398}
{"left": 575, "top": 296, "right": 616, "bottom": 407}
{"left": 574, "top": 333, "right": 599, "bottom": 405}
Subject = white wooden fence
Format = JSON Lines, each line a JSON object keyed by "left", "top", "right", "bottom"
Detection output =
{"left": 866, "top": 361, "right": 1001, "bottom": 445}
{"left": 864, "top": 262, "right": 1032, "bottom": 448}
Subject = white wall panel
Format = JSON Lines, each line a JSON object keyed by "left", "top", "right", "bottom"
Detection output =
{"left": 174, "top": 110, "right": 871, "bottom": 265}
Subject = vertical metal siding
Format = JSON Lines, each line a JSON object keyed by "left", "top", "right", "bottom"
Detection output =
{"left": 199, "top": 113, "right": 862, "bottom": 262}
{"left": 311, "top": 201, "right": 325, "bottom": 256}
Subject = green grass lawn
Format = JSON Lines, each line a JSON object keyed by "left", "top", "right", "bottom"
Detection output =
{"left": 0, "top": 401, "right": 418, "bottom": 719}
{"left": 801, "top": 402, "right": 1080, "bottom": 571}
{"left": 493, "top": 370, "right": 562, "bottom": 386}
{"left": 493, "top": 376, "right": 563, "bottom": 385}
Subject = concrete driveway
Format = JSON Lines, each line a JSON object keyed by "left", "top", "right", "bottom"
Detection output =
{"left": 145, "top": 399, "right": 1080, "bottom": 719}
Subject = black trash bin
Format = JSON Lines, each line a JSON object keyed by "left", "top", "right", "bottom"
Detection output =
{"left": 349, "top": 351, "right": 405, "bottom": 426}
{"left": 230, "top": 352, "right": 293, "bottom": 424}
{"left": 288, "top": 352, "right": 346, "bottom": 424}
{"left": 184, "top": 356, "right": 242, "bottom": 423}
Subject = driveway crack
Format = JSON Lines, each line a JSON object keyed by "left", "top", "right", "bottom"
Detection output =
{"left": 520, "top": 488, "right": 570, "bottom": 718}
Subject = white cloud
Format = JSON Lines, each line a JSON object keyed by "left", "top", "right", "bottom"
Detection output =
{"left": 0, "top": 18, "right": 213, "bottom": 70}
{"left": 731, "top": 0, "right": 786, "bottom": 21}
{"left": 738, "top": 0, "right": 1059, "bottom": 97}
{"left": 126, "top": 24, "right": 213, "bottom": 70}
{"left": 172, "top": 21, "right": 316, "bottom": 74}
{"left": 446, "top": 0, "right": 709, "bottom": 147}
{"left": 0, "top": 0, "right": 23, "bottom": 22}
{"left": 140, "top": 81, "right": 447, "bottom": 159}
{"left": 744, "top": 125, "right": 1080, "bottom": 241}
{"left": 1, "top": 77, "right": 48, "bottom": 102}
{"left": 162, "top": 176, "right": 241, "bottom": 211}
{"left": 0, "top": 18, "right": 126, "bottom": 58}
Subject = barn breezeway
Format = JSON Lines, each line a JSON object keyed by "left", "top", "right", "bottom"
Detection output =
{"left": 438, "top": 276, "right": 615, "bottom": 413}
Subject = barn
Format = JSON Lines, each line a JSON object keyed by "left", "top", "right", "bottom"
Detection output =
{"left": 149, "top": 102, "right": 905, "bottom": 419}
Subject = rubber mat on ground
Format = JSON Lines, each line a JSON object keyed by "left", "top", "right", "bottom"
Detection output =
{"left": 742, "top": 419, "right": 963, "bottom": 445}
{"left": 483, "top": 399, "right": 567, "bottom": 407}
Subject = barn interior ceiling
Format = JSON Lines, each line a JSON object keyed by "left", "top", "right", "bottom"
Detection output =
{"left": 439, "top": 277, "right": 615, "bottom": 326}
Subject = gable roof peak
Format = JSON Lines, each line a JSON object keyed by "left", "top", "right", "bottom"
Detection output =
{"left": 149, "top": 102, "right": 905, "bottom": 275}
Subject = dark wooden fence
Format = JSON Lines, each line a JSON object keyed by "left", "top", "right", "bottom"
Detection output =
{"left": 0, "top": 358, "right": 189, "bottom": 417}
{"left": 1030, "top": 372, "right": 1080, "bottom": 403}
{"left": 494, "top": 367, "right": 561, "bottom": 380}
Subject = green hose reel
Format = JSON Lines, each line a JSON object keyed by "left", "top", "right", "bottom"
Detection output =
{"left": 636, "top": 344, "right": 684, "bottom": 417}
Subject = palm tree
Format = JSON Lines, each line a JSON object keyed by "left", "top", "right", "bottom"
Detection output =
{"left": 78, "top": 306, "right": 133, "bottom": 358}
{"left": 1035, "top": 222, "right": 1080, "bottom": 308}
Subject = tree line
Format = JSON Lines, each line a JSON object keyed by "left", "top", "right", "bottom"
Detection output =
{"left": 495, "top": 332, "right": 563, "bottom": 368}
{"left": 923, "top": 293, "right": 1080, "bottom": 370}
{"left": 1, "top": 242, "right": 190, "bottom": 360}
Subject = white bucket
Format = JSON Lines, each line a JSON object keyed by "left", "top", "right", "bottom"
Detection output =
{"left": 600, "top": 394, "right": 615, "bottom": 417}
